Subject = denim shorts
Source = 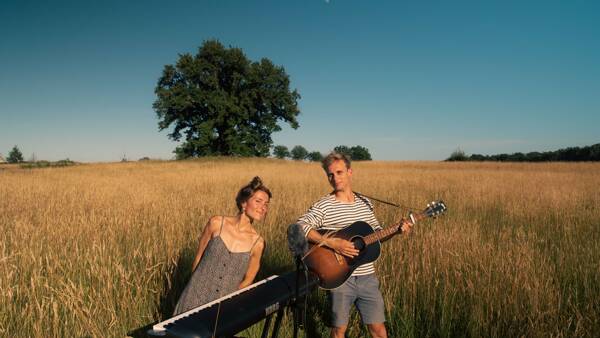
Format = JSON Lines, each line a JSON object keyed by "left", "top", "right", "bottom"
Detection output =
{"left": 329, "top": 274, "right": 386, "bottom": 327}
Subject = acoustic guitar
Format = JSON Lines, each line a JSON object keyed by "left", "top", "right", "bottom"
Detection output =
{"left": 302, "top": 201, "right": 447, "bottom": 289}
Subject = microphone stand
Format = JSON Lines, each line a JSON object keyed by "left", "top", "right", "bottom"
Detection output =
{"left": 293, "top": 255, "right": 306, "bottom": 338}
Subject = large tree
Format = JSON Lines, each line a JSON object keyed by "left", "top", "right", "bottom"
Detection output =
{"left": 154, "top": 40, "right": 301, "bottom": 158}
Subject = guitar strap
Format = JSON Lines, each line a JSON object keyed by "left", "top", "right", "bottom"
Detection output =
{"left": 354, "top": 191, "right": 418, "bottom": 211}
{"left": 353, "top": 192, "right": 374, "bottom": 211}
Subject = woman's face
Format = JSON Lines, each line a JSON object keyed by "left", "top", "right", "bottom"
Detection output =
{"left": 242, "top": 190, "right": 270, "bottom": 221}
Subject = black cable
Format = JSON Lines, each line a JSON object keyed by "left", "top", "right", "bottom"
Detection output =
{"left": 302, "top": 260, "right": 309, "bottom": 338}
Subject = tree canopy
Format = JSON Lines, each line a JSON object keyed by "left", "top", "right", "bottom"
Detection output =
{"left": 348, "top": 145, "right": 372, "bottom": 161}
{"left": 446, "top": 143, "right": 600, "bottom": 162}
{"left": 273, "top": 145, "right": 290, "bottom": 159}
{"left": 334, "top": 145, "right": 372, "bottom": 161}
{"left": 154, "top": 40, "right": 301, "bottom": 158}
{"left": 307, "top": 151, "right": 323, "bottom": 162}
{"left": 446, "top": 148, "right": 467, "bottom": 161}
{"left": 333, "top": 145, "right": 351, "bottom": 158}
{"left": 7, "top": 146, "right": 23, "bottom": 163}
{"left": 291, "top": 145, "right": 308, "bottom": 160}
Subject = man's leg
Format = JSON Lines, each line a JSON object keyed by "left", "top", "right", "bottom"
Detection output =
{"left": 366, "top": 322, "right": 387, "bottom": 338}
{"left": 355, "top": 274, "right": 387, "bottom": 338}
{"left": 330, "top": 325, "right": 347, "bottom": 338}
{"left": 329, "top": 277, "right": 357, "bottom": 338}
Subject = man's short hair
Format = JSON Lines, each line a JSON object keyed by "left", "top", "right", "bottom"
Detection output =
{"left": 321, "top": 151, "right": 351, "bottom": 172}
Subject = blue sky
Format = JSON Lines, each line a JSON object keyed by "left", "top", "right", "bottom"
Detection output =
{"left": 1, "top": 0, "right": 598, "bottom": 161}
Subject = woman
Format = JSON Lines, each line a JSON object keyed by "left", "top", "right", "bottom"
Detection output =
{"left": 173, "top": 176, "right": 271, "bottom": 315}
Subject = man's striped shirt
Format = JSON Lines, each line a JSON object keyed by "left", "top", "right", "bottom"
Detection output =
{"left": 297, "top": 193, "right": 382, "bottom": 276}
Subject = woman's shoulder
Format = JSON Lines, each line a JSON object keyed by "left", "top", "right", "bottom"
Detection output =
{"left": 206, "top": 215, "right": 245, "bottom": 234}
{"left": 245, "top": 226, "right": 263, "bottom": 247}
{"left": 207, "top": 215, "right": 239, "bottom": 224}
{"left": 251, "top": 235, "right": 266, "bottom": 253}
{"left": 205, "top": 215, "right": 228, "bottom": 233}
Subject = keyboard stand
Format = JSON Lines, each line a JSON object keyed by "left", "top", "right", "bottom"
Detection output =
{"left": 260, "top": 306, "right": 284, "bottom": 338}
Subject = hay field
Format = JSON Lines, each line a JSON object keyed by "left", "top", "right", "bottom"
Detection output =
{"left": 1, "top": 159, "right": 599, "bottom": 337}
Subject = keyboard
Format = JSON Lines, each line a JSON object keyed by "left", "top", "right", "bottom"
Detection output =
{"left": 148, "top": 271, "right": 317, "bottom": 338}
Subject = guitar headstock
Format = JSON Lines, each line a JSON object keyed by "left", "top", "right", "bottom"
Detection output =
{"left": 423, "top": 200, "right": 447, "bottom": 218}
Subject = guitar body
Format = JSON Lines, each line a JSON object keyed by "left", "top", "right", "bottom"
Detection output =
{"left": 303, "top": 221, "right": 381, "bottom": 290}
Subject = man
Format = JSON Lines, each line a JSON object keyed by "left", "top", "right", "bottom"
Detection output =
{"left": 297, "top": 152, "right": 412, "bottom": 338}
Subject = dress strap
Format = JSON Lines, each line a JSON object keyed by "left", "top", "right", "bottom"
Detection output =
{"left": 218, "top": 216, "right": 225, "bottom": 236}
{"left": 249, "top": 235, "right": 262, "bottom": 252}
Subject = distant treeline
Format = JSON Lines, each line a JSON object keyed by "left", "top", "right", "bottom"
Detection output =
{"left": 447, "top": 143, "right": 600, "bottom": 162}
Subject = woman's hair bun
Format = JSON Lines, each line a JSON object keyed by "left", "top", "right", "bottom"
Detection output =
{"left": 250, "top": 176, "right": 262, "bottom": 189}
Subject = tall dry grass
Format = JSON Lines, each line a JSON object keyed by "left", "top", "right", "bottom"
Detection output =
{"left": 0, "top": 159, "right": 598, "bottom": 337}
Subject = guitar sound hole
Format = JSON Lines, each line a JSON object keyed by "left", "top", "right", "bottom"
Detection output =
{"left": 352, "top": 237, "right": 366, "bottom": 251}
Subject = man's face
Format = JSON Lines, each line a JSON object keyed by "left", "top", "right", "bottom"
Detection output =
{"left": 326, "top": 159, "right": 352, "bottom": 192}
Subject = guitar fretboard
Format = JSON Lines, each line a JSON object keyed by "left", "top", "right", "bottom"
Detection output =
{"left": 363, "top": 212, "right": 425, "bottom": 245}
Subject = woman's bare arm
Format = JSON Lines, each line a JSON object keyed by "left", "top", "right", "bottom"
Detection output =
{"left": 191, "top": 216, "right": 221, "bottom": 272}
{"left": 238, "top": 237, "right": 265, "bottom": 289}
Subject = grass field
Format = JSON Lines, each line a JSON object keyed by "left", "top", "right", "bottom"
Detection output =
{"left": 1, "top": 158, "right": 599, "bottom": 337}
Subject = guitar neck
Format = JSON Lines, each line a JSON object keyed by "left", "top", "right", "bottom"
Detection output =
{"left": 363, "top": 212, "right": 426, "bottom": 245}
